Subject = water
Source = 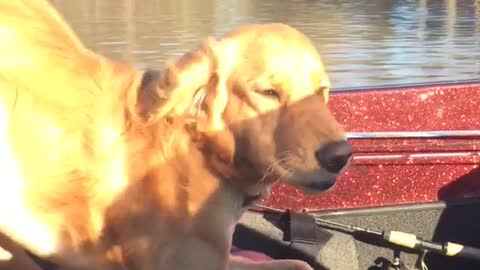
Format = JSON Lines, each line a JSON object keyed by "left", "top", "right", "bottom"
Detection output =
{"left": 52, "top": 0, "right": 480, "bottom": 89}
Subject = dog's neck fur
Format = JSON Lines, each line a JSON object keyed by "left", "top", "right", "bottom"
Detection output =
{"left": 124, "top": 116, "right": 245, "bottom": 210}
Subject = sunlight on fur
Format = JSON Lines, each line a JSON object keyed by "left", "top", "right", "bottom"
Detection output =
{"left": 0, "top": 102, "right": 58, "bottom": 256}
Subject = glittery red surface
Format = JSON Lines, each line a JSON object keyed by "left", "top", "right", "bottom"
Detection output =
{"left": 262, "top": 81, "right": 480, "bottom": 211}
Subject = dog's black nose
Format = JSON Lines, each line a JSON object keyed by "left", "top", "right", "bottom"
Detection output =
{"left": 315, "top": 141, "right": 353, "bottom": 173}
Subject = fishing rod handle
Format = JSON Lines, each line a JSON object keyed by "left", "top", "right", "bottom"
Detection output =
{"left": 446, "top": 242, "right": 480, "bottom": 261}
{"left": 383, "top": 231, "right": 417, "bottom": 248}
{"left": 385, "top": 231, "right": 480, "bottom": 261}
{"left": 385, "top": 231, "right": 446, "bottom": 254}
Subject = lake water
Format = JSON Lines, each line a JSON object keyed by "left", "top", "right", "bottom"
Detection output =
{"left": 52, "top": 0, "right": 480, "bottom": 89}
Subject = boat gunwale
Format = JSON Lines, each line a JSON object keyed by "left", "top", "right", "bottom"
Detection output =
{"left": 347, "top": 130, "right": 480, "bottom": 140}
{"left": 331, "top": 78, "right": 480, "bottom": 93}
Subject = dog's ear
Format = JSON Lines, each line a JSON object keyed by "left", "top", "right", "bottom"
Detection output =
{"left": 136, "top": 69, "right": 165, "bottom": 119}
{"left": 136, "top": 37, "right": 236, "bottom": 163}
{"left": 136, "top": 37, "right": 226, "bottom": 118}
{"left": 191, "top": 38, "right": 236, "bottom": 164}
{"left": 196, "top": 69, "right": 235, "bottom": 164}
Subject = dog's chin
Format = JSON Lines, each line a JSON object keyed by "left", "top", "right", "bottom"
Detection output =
{"left": 283, "top": 169, "right": 338, "bottom": 194}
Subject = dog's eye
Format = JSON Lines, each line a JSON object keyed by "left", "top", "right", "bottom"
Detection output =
{"left": 258, "top": 89, "right": 281, "bottom": 101}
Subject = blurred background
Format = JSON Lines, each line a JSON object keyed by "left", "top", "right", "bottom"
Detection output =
{"left": 51, "top": 0, "right": 480, "bottom": 89}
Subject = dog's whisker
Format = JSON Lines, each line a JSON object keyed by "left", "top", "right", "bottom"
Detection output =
{"left": 276, "top": 151, "right": 293, "bottom": 160}
{"left": 256, "top": 155, "right": 294, "bottom": 186}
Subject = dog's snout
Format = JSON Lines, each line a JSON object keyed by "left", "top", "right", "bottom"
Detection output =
{"left": 315, "top": 141, "right": 353, "bottom": 173}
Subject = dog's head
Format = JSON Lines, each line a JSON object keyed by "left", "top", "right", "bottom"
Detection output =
{"left": 137, "top": 23, "right": 352, "bottom": 195}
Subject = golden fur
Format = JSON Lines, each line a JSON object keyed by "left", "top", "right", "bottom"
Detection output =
{"left": 0, "top": 0, "right": 349, "bottom": 269}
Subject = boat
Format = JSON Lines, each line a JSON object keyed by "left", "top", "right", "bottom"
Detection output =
{"left": 233, "top": 79, "right": 480, "bottom": 270}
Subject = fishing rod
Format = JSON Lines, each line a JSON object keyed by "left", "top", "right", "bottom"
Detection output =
{"left": 251, "top": 204, "right": 480, "bottom": 262}
{"left": 314, "top": 217, "right": 480, "bottom": 261}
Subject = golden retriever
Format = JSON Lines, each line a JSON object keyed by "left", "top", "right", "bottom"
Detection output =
{"left": 0, "top": 0, "right": 352, "bottom": 269}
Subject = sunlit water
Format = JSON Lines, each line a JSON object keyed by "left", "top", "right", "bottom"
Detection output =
{"left": 53, "top": 0, "right": 480, "bottom": 89}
